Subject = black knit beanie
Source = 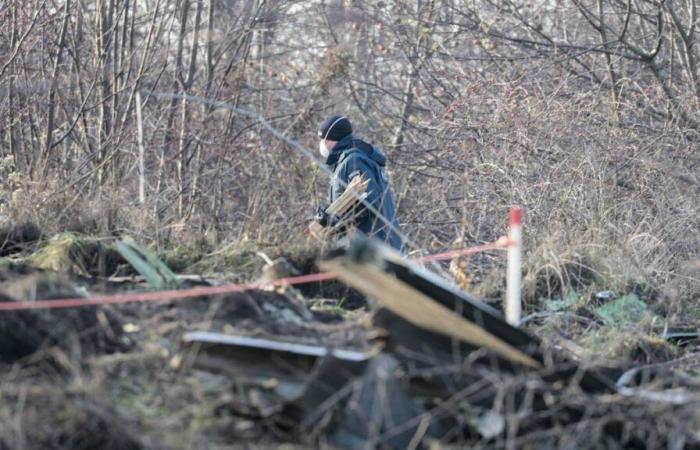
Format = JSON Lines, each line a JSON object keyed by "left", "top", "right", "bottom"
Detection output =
{"left": 318, "top": 115, "right": 352, "bottom": 141}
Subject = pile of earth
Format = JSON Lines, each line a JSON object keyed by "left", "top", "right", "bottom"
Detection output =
{"left": 0, "top": 273, "right": 132, "bottom": 364}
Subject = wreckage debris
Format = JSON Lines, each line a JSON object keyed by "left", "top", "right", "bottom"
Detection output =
{"left": 6, "top": 232, "right": 693, "bottom": 448}
{"left": 181, "top": 332, "right": 437, "bottom": 448}
{"left": 115, "top": 238, "right": 182, "bottom": 289}
{"left": 321, "top": 237, "right": 618, "bottom": 392}
{"left": 181, "top": 236, "right": 700, "bottom": 449}
{"left": 321, "top": 239, "right": 544, "bottom": 368}
{"left": 182, "top": 332, "right": 371, "bottom": 419}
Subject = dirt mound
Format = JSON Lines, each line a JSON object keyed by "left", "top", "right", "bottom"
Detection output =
{"left": 0, "top": 386, "right": 142, "bottom": 450}
{"left": 0, "top": 221, "right": 41, "bottom": 256}
{"left": 0, "top": 273, "right": 132, "bottom": 363}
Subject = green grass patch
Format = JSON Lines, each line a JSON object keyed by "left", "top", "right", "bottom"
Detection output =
{"left": 595, "top": 294, "right": 654, "bottom": 327}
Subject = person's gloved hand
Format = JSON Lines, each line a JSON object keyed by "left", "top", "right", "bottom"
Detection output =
{"left": 307, "top": 206, "right": 332, "bottom": 239}
{"left": 314, "top": 206, "right": 330, "bottom": 227}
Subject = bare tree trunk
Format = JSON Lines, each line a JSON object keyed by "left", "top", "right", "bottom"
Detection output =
{"left": 41, "top": 0, "right": 71, "bottom": 177}
{"left": 667, "top": 2, "right": 700, "bottom": 107}
{"left": 135, "top": 91, "right": 146, "bottom": 205}
{"left": 96, "top": 0, "right": 115, "bottom": 188}
{"left": 110, "top": 0, "right": 124, "bottom": 185}
{"left": 177, "top": 98, "right": 190, "bottom": 217}
{"left": 175, "top": 0, "right": 202, "bottom": 218}
{"left": 205, "top": 0, "right": 215, "bottom": 92}
{"left": 392, "top": 0, "right": 436, "bottom": 148}
{"left": 8, "top": 77, "right": 17, "bottom": 166}
{"left": 187, "top": 0, "right": 217, "bottom": 222}
{"left": 596, "top": 0, "right": 620, "bottom": 123}
{"left": 7, "top": 6, "right": 19, "bottom": 170}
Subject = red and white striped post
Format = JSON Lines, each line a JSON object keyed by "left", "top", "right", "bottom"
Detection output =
{"left": 506, "top": 206, "right": 523, "bottom": 326}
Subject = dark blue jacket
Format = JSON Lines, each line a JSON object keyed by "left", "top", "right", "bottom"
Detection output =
{"left": 325, "top": 134, "right": 403, "bottom": 250}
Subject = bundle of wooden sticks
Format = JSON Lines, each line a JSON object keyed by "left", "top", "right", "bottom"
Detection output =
{"left": 308, "top": 175, "right": 370, "bottom": 240}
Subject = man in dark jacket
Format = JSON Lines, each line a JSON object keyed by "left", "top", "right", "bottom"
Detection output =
{"left": 312, "top": 115, "right": 403, "bottom": 251}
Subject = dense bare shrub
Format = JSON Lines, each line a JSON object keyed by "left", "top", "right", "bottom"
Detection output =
{"left": 0, "top": 0, "right": 697, "bottom": 303}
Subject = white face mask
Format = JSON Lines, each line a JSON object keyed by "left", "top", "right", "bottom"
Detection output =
{"left": 319, "top": 140, "right": 330, "bottom": 158}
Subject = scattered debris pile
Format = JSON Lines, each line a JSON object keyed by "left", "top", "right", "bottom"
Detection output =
{"left": 183, "top": 237, "right": 700, "bottom": 449}
{"left": 1, "top": 234, "right": 698, "bottom": 449}
{"left": 0, "top": 251, "right": 366, "bottom": 450}
{"left": 162, "top": 287, "right": 369, "bottom": 348}
{"left": 0, "top": 384, "right": 142, "bottom": 450}
{"left": 0, "top": 273, "right": 132, "bottom": 364}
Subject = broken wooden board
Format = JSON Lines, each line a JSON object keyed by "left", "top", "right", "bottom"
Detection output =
{"left": 320, "top": 236, "right": 543, "bottom": 368}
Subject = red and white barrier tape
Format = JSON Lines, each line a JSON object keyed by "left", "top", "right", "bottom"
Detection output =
{"left": 0, "top": 239, "right": 512, "bottom": 312}
{"left": 415, "top": 240, "right": 512, "bottom": 263}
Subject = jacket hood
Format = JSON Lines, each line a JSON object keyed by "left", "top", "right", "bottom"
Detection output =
{"left": 366, "top": 145, "right": 386, "bottom": 166}
{"left": 325, "top": 134, "right": 386, "bottom": 167}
